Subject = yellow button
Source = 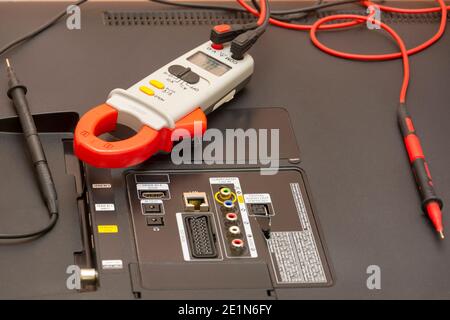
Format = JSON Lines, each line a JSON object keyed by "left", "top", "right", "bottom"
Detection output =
{"left": 149, "top": 79, "right": 165, "bottom": 90}
{"left": 139, "top": 86, "right": 154, "bottom": 96}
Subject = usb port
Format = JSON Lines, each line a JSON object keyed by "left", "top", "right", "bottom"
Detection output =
{"left": 142, "top": 202, "right": 163, "bottom": 214}
{"left": 146, "top": 216, "right": 164, "bottom": 226}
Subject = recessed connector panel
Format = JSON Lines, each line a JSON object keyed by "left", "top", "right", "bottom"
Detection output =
{"left": 245, "top": 194, "right": 275, "bottom": 217}
{"left": 146, "top": 216, "right": 164, "bottom": 226}
{"left": 183, "top": 192, "right": 210, "bottom": 212}
{"left": 141, "top": 199, "right": 164, "bottom": 215}
{"left": 249, "top": 203, "right": 270, "bottom": 216}
{"left": 143, "top": 203, "right": 162, "bottom": 214}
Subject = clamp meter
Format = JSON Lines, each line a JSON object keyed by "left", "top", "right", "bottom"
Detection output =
{"left": 74, "top": 41, "right": 254, "bottom": 168}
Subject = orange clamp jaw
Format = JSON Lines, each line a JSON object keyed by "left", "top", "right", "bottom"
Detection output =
{"left": 74, "top": 104, "right": 206, "bottom": 168}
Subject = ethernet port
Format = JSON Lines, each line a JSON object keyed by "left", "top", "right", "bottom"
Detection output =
{"left": 183, "top": 192, "right": 209, "bottom": 212}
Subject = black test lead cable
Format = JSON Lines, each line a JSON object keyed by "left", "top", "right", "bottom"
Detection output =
{"left": 155, "top": 0, "right": 362, "bottom": 58}
{"left": 230, "top": 0, "right": 271, "bottom": 59}
{"left": 151, "top": 0, "right": 361, "bottom": 18}
{"left": 206, "top": 0, "right": 271, "bottom": 60}
{"left": 0, "top": 0, "right": 88, "bottom": 57}
{"left": 0, "top": 59, "right": 59, "bottom": 240}
{"left": 0, "top": 0, "right": 88, "bottom": 240}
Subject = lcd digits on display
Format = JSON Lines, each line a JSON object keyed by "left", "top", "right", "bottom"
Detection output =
{"left": 187, "top": 51, "right": 231, "bottom": 76}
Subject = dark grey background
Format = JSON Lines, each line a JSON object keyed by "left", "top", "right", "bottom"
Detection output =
{"left": 0, "top": 1, "right": 449, "bottom": 299}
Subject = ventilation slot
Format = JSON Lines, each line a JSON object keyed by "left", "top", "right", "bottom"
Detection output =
{"left": 103, "top": 9, "right": 450, "bottom": 27}
{"left": 103, "top": 10, "right": 255, "bottom": 26}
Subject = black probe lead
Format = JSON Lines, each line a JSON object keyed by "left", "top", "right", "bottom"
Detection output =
{"left": 150, "top": 0, "right": 247, "bottom": 12}
{"left": 0, "top": 0, "right": 90, "bottom": 241}
{"left": 0, "top": 59, "right": 59, "bottom": 240}
{"left": 151, "top": 0, "right": 361, "bottom": 18}
{"left": 230, "top": 0, "right": 271, "bottom": 60}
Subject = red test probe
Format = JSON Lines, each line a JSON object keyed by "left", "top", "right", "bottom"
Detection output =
{"left": 236, "top": 0, "right": 447, "bottom": 238}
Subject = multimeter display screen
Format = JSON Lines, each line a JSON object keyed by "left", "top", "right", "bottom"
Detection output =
{"left": 187, "top": 52, "right": 231, "bottom": 76}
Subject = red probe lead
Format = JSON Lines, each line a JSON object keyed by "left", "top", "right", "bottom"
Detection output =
{"left": 236, "top": 0, "right": 447, "bottom": 238}
{"left": 309, "top": 0, "right": 447, "bottom": 239}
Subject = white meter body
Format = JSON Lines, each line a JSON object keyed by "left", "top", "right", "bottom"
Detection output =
{"left": 74, "top": 41, "right": 254, "bottom": 168}
{"left": 107, "top": 41, "right": 254, "bottom": 132}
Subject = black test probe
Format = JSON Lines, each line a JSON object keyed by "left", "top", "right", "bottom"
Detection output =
{"left": 0, "top": 59, "right": 58, "bottom": 240}
{"left": 0, "top": 0, "right": 88, "bottom": 240}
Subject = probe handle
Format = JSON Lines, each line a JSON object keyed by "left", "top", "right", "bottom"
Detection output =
{"left": 397, "top": 103, "right": 443, "bottom": 211}
{"left": 8, "top": 85, "right": 58, "bottom": 215}
{"left": 74, "top": 104, "right": 206, "bottom": 168}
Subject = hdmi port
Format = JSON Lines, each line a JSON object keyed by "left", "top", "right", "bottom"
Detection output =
{"left": 139, "top": 190, "right": 169, "bottom": 199}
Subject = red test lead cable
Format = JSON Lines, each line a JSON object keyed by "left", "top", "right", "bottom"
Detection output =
{"left": 307, "top": 1, "right": 447, "bottom": 239}
{"left": 236, "top": 0, "right": 447, "bottom": 238}
{"left": 237, "top": 0, "right": 448, "bottom": 59}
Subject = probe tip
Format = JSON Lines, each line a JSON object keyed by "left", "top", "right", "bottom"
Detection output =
{"left": 438, "top": 231, "right": 445, "bottom": 240}
{"left": 5, "top": 58, "right": 11, "bottom": 68}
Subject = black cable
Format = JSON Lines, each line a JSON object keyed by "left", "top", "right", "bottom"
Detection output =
{"left": 249, "top": 0, "right": 362, "bottom": 21}
{"left": 264, "top": 0, "right": 361, "bottom": 15}
{"left": 272, "top": 0, "right": 361, "bottom": 21}
{"left": 0, "top": 0, "right": 88, "bottom": 57}
{"left": 250, "top": 0, "right": 312, "bottom": 21}
{"left": 151, "top": 0, "right": 247, "bottom": 12}
{"left": 152, "top": 0, "right": 361, "bottom": 20}
{"left": 255, "top": 0, "right": 270, "bottom": 35}
{"left": 0, "top": 214, "right": 59, "bottom": 240}
{"left": 0, "top": 1, "right": 87, "bottom": 240}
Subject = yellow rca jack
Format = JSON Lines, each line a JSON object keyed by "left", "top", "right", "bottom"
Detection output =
{"left": 214, "top": 187, "right": 237, "bottom": 205}
{"left": 219, "top": 187, "right": 232, "bottom": 200}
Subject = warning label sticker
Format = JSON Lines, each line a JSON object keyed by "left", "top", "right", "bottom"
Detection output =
{"left": 267, "top": 183, "right": 327, "bottom": 284}
{"left": 268, "top": 232, "right": 327, "bottom": 284}
{"left": 244, "top": 193, "right": 272, "bottom": 204}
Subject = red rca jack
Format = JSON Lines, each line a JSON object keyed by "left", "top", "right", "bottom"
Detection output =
{"left": 230, "top": 238, "right": 245, "bottom": 253}
{"left": 225, "top": 212, "right": 239, "bottom": 224}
